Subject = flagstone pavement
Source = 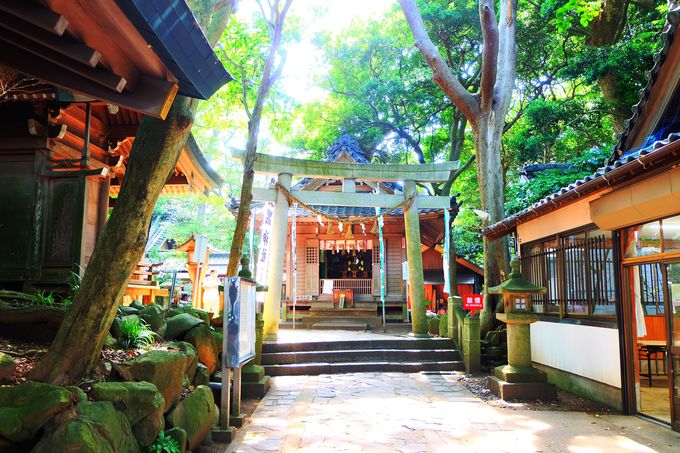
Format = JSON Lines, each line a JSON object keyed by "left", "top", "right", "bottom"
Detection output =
{"left": 225, "top": 372, "right": 680, "bottom": 453}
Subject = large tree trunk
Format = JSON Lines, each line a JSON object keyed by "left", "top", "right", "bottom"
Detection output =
{"left": 226, "top": 0, "right": 292, "bottom": 276}
{"left": 31, "top": 97, "right": 196, "bottom": 385}
{"left": 475, "top": 118, "right": 510, "bottom": 334}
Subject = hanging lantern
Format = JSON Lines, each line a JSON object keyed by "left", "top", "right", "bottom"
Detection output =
{"left": 346, "top": 225, "right": 354, "bottom": 239}
{"left": 371, "top": 221, "right": 378, "bottom": 234}
{"left": 327, "top": 221, "right": 333, "bottom": 234}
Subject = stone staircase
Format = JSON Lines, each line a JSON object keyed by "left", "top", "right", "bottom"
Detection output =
{"left": 300, "top": 303, "right": 382, "bottom": 330}
{"left": 262, "top": 337, "right": 464, "bottom": 376}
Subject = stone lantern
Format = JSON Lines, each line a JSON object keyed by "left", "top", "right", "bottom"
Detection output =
{"left": 486, "top": 258, "right": 556, "bottom": 400}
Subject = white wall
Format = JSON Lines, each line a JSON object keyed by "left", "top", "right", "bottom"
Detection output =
{"left": 531, "top": 321, "right": 621, "bottom": 388}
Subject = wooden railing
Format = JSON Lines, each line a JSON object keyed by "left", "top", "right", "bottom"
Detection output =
{"left": 320, "top": 279, "right": 372, "bottom": 295}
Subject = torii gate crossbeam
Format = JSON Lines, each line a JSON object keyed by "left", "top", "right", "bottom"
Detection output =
{"left": 232, "top": 151, "right": 459, "bottom": 337}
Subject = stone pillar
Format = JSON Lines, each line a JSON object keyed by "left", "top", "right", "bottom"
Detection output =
{"left": 263, "top": 173, "right": 292, "bottom": 337}
{"left": 254, "top": 312, "right": 264, "bottom": 366}
{"left": 403, "top": 179, "right": 428, "bottom": 336}
{"left": 447, "top": 296, "right": 461, "bottom": 342}
{"left": 499, "top": 314, "right": 537, "bottom": 369}
{"left": 462, "top": 316, "right": 481, "bottom": 373}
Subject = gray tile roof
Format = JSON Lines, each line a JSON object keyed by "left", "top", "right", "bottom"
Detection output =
{"left": 609, "top": 7, "right": 680, "bottom": 163}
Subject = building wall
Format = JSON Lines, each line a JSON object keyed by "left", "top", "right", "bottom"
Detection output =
{"left": 531, "top": 321, "right": 621, "bottom": 388}
{"left": 516, "top": 192, "right": 602, "bottom": 244}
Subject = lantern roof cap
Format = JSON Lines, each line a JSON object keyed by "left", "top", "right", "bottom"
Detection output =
{"left": 489, "top": 258, "right": 547, "bottom": 295}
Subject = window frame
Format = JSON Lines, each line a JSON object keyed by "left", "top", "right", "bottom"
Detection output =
{"left": 519, "top": 224, "right": 618, "bottom": 320}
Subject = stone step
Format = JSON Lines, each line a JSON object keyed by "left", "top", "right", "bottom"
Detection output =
{"left": 302, "top": 315, "right": 382, "bottom": 329}
{"left": 264, "top": 360, "right": 465, "bottom": 376}
{"left": 263, "top": 338, "right": 456, "bottom": 353}
{"left": 262, "top": 349, "right": 462, "bottom": 365}
{"left": 307, "top": 308, "right": 378, "bottom": 316}
{"left": 309, "top": 322, "right": 369, "bottom": 330}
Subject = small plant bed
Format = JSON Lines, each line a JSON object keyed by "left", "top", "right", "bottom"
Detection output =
{"left": 459, "top": 374, "right": 615, "bottom": 414}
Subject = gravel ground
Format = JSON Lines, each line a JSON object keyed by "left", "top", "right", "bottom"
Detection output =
{"left": 459, "top": 373, "right": 615, "bottom": 413}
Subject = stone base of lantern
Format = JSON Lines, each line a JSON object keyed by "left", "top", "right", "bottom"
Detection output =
{"left": 487, "top": 365, "right": 556, "bottom": 401}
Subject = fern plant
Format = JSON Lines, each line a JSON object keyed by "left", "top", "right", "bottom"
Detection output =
{"left": 147, "top": 431, "right": 180, "bottom": 453}
{"left": 118, "top": 318, "right": 157, "bottom": 350}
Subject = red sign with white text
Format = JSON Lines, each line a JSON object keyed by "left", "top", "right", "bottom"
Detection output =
{"left": 463, "top": 294, "right": 483, "bottom": 316}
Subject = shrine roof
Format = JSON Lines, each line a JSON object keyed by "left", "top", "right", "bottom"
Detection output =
{"left": 294, "top": 133, "right": 401, "bottom": 192}
{"left": 289, "top": 205, "right": 440, "bottom": 218}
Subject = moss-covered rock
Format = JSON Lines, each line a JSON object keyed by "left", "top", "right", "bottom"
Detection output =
{"left": 103, "top": 333, "right": 118, "bottom": 349}
{"left": 165, "top": 427, "right": 187, "bottom": 453}
{"left": 0, "top": 352, "right": 16, "bottom": 384}
{"left": 32, "top": 401, "right": 140, "bottom": 453}
{"left": 0, "top": 382, "right": 80, "bottom": 442}
{"left": 165, "top": 386, "right": 217, "bottom": 450}
{"left": 439, "top": 314, "right": 448, "bottom": 338}
{"left": 191, "top": 308, "right": 211, "bottom": 325}
{"left": 110, "top": 314, "right": 140, "bottom": 340}
{"left": 428, "top": 316, "right": 440, "bottom": 336}
{"left": 165, "top": 313, "right": 204, "bottom": 340}
{"left": 167, "top": 341, "right": 198, "bottom": 383}
{"left": 130, "top": 351, "right": 188, "bottom": 412}
{"left": 193, "top": 363, "right": 210, "bottom": 387}
{"left": 139, "top": 303, "right": 167, "bottom": 337}
{"left": 184, "top": 324, "right": 220, "bottom": 374}
{"left": 130, "top": 300, "right": 145, "bottom": 311}
{"left": 90, "top": 382, "right": 164, "bottom": 446}
{"left": 118, "top": 306, "right": 139, "bottom": 316}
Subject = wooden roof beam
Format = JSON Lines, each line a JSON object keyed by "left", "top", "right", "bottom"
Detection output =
{"left": 251, "top": 187, "right": 451, "bottom": 209}
{"left": 0, "top": 28, "right": 126, "bottom": 92}
{"left": 0, "top": 11, "right": 100, "bottom": 67}
{"left": 231, "top": 149, "right": 459, "bottom": 183}
{"left": 0, "top": 0, "right": 68, "bottom": 36}
{"left": 0, "top": 40, "right": 177, "bottom": 118}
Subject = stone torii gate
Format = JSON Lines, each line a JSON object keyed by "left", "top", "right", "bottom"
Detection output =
{"left": 232, "top": 150, "right": 458, "bottom": 337}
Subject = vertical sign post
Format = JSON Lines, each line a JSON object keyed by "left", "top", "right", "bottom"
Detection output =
{"left": 443, "top": 209, "right": 451, "bottom": 296}
{"left": 291, "top": 203, "right": 298, "bottom": 329}
{"left": 376, "top": 207, "right": 386, "bottom": 331}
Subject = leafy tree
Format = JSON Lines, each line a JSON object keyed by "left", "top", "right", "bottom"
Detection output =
{"left": 224, "top": 0, "right": 295, "bottom": 277}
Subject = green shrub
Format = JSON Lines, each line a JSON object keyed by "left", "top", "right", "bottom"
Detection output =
{"left": 147, "top": 431, "right": 180, "bottom": 453}
{"left": 118, "top": 318, "right": 157, "bottom": 350}
{"left": 33, "top": 290, "right": 56, "bottom": 306}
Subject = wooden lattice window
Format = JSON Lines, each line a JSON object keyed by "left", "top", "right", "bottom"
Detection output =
{"left": 306, "top": 246, "right": 318, "bottom": 264}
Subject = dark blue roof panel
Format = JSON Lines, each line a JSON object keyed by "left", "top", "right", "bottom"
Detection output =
{"left": 116, "top": 0, "right": 232, "bottom": 100}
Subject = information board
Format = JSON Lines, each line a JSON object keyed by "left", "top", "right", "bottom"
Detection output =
{"left": 224, "top": 277, "right": 256, "bottom": 367}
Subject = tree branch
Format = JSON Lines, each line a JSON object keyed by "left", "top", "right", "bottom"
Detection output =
{"left": 479, "top": 0, "right": 499, "bottom": 112}
{"left": 398, "top": 0, "right": 480, "bottom": 123}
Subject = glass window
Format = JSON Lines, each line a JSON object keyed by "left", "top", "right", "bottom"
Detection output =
{"left": 625, "top": 221, "right": 661, "bottom": 257}
{"left": 662, "top": 215, "right": 680, "bottom": 253}
{"left": 563, "top": 233, "right": 589, "bottom": 314}
{"left": 521, "top": 226, "right": 617, "bottom": 318}
{"left": 639, "top": 263, "right": 665, "bottom": 315}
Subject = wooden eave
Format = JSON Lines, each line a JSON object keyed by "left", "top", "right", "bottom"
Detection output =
{"left": 0, "top": 0, "right": 178, "bottom": 118}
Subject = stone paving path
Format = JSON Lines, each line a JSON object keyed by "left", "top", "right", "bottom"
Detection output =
{"left": 226, "top": 372, "right": 680, "bottom": 453}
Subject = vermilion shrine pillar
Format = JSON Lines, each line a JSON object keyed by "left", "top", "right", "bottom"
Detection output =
{"left": 263, "top": 172, "right": 292, "bottom": 336}
{"left": 403, "top": 179, "right": 428, "bottom": 336}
